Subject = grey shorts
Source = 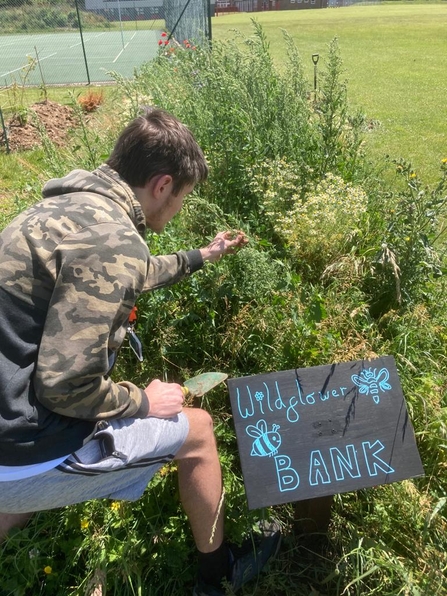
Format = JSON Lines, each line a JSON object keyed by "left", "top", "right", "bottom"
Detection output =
{"left": 0, "top": 414, "right": 189, "bottom": 514}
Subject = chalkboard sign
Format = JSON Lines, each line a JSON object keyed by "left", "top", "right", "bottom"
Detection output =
{"left": 227, "top": 356, "right": 424, "bottom": 510}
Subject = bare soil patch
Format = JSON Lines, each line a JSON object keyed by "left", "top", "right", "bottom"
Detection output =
{"left": 1, "top": 100, "right": 77, "bottom": 152}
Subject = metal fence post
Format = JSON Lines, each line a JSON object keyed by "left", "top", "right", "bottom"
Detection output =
{"left": 116, "top": 0, "right": 126, "bottom": 50}
{"left": 74, "top": 0, "right": 91, "bottom": 85}
{"left": 0, "top": 108, "right": 11, "bottom": 154}
{"left": 207, "top": 0, "right": 212, "bottom": 41}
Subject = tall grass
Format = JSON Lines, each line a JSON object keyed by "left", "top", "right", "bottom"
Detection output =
{"left": 1, "top": 19, "right": 447, "bottom": 596}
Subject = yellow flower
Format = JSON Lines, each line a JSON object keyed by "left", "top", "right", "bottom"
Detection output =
{"left": 110, "top": 501, "right": 120, "bottom": 512}
{"left": 80, "top": 519, "right": 89, "bottom": 529}
{"left": 158, "top": 465, "right": 169, "bottom": 477}
{"left": 44, "top": 566, "right": 52, "bottom": 575}
{"left": 442, "top": 158, "right": 447, "bottom": 164}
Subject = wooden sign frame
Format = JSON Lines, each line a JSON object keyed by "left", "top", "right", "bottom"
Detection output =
{"left": 227, "top": 356, "right": 424, "bottom": 510}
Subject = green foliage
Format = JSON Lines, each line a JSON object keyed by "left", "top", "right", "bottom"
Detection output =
{"left": 2, "top": 56, "right": 38, "bottom": 123}
{"left": 314, "top": 38, "right": 366, "bottom": 181}
{"left": 252, "top": 165, "right": 368, "bottom": 278}
{"left": 360, "top": 159, "right": 447, "bottom": 316}
{"left": 115, "top": 22, "right": 364, "bottom": 221}
{"left": 0, "top": 3, "right": 111, "bottom": 34}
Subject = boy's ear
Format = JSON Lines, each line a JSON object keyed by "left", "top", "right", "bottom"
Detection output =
{"left": 149, "top": 174, "right": 174, "bottom": 199}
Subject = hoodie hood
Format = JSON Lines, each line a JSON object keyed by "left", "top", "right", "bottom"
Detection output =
{"left": 42, "top": 164, "right": 147, "bottom": 237}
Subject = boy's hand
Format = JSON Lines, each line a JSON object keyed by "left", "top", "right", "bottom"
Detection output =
{"left": 144, "top": 379, "right": 184, "bottom": 418}
{"left": 200, "top": 231, "right": 248, "bottom": 263}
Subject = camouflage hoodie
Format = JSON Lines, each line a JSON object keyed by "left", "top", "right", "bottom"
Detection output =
{"left": 0, "top": 164, "right": 203, "bottom": 466}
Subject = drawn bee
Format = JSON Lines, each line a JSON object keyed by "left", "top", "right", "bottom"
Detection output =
{"left": 351, "top": 367, "right": 391, "bottom": 404}
{"left": 246, "top": 419, "right": 282, "bottom": 457}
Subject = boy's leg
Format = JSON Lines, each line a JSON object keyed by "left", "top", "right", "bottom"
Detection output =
{"left": 0, "top": 512, "right": 33, "bottom": 542}
{"left": 174, "top": 408, "right": 224, "bottom": 553}
{"left": 175, "top": 408, "right": 281, "bottom": 595}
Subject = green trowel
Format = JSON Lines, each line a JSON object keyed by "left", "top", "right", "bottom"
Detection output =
{"left": 181, "top": 372, "right": 228, "bottom": 399}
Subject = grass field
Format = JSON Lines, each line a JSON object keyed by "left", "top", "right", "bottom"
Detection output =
{"left": 211, "top": 3, "right": 447, "bottom": 183}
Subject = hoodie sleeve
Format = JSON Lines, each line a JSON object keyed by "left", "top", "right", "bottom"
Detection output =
{"left": 33, "top": 222, "right": 150, "bottom": 420}
{"left": 142, "top": 249, "right": 204, "bottom": 292}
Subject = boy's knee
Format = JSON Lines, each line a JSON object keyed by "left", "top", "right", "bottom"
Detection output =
{"left": 176, "top": 408, "right": 217, "bottom": 459}
{"left": 187, "top": 408, "right": 215, "bottom": 440}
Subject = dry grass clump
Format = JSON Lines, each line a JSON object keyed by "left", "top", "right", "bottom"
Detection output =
{"left": 77, "top": 90, "right": 105, "bottom": 113}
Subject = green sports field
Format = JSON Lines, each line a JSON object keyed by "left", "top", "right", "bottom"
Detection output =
{"left": 0, "top": 29, "right": 161, "bottom": 85}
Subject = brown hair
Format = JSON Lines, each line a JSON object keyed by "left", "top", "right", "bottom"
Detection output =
{"left": 107, "top": 108, "right": 208, "bottom": 195}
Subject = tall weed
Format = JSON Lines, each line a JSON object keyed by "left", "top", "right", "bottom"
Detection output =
{"left": 113, "top": 22, "right": 363, "bottom": 220}
{"left": 361, "top": 160, "right": 447, "bottom": 316}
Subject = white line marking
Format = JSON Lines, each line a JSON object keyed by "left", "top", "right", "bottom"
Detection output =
{"left": 0, "top": 52, "right": 57, "bottom": 78}
{"left": 112, "top": 32, "right": 136, "bottom": 62}
{"left": 70, "top": 39, "right": 88, "bottom": 48}
{"left": 69, "top": 31, "right": 106, "bottom": 48}
{"left": 113, "top": 43, "right": 128, "bottom": 63}
{"left": 0, "top": 42, "right": 17, "bottom": 49}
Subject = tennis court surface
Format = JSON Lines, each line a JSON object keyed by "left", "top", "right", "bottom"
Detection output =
{"left": 0, "top": 29, "right": 161, "bottom": 86}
